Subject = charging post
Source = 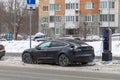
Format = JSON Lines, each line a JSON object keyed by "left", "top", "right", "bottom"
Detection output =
{"left": 102, "top": 28, "right": 112, "bottom": 61}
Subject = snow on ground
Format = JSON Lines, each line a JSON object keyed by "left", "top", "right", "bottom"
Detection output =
{"left": 0, "top": 40, "right": 120, "bottom": 57}
{"left": 0, "top": 40, "right": 42, "bottom": 53}
{"left": 87, "top": 41, "right": 120, "bottom": 57}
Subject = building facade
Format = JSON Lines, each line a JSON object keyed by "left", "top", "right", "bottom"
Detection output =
{"left": 39, "top": 0, "right": 120, "bottom": 37}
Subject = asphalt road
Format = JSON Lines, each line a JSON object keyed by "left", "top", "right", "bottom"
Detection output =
{"left": 0, "top": 65, "right": 120, "bottom": 80}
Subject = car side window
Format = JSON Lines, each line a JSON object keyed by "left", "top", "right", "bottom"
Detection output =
{"left": 51, "top": 41, "right": 67, "bottom": 47}
{"left": 38, "top": 42, "right": 51, "bottom": 49}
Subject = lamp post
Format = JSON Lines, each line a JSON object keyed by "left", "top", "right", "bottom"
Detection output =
{"left": 98, "top": 9, "right": 101, "bottom": 36}
{"left": 54, "top": 1, "right": 56, "bottom": 38}
{"left": 27, "top": 0, "right": 36, "bottom": 48}
{"left": 83, "top": 22, "right": 88, "bottom": 40}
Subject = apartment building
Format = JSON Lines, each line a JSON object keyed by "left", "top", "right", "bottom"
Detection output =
{"left": 65, "top": 0, "right": 80, "bottom": 36}
{"left": 100, "top": 0, "right": 119, "bottom": 34}
{"left": 39, "top": 0, "right": 65, "bottom": 37}
{"left": 49, "top": 0, "right": 65, "bottom": 37}
{"left": 39, "top": 0, "right": 120, "bottom": 37}
{"left": 79, "top": 0, "right": 100, "bottom": 38}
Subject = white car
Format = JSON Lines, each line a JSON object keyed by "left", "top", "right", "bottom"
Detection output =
{"left": 112, "top": 33, "right": 120, "bottom": 41}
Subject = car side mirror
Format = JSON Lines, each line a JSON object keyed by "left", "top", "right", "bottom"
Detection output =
{"left": 36, "top": 46, "right": 41, "bottom": 50}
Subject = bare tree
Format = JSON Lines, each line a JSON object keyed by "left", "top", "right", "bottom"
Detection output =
{"left": 1, "top": 0, "right": 27, "bottom": 40}
{"left": 0, "top": 0, "right": 38, "bottom": 39}
{"left": 13, "top": 0, "right": 26, "bottom": 40}
{"left": 0, "top": 1, "right": 12, "bottom": 33}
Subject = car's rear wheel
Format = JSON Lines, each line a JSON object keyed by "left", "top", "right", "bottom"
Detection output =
{"left": 22, "top": 53, "right": 33, "bottom": 64}
{"left": 58, "top": 54, "right": 70, "bottom": 66}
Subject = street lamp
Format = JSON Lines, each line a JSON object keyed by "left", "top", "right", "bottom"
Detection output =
{"left": 83, "top": 22, "right": 88, "bottom": 40}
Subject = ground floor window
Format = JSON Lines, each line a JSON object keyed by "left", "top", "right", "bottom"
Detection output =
{"left": 55, "top": 28, "right": 60, "bottom": 35}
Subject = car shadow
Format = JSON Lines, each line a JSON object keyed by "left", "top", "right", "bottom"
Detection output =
{"left": 49, "top": 62, "right": 96, "bottom": 67}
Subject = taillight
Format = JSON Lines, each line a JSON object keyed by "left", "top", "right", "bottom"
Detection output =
{"left": 0, "top": 45, "right": 5, "bottom": 49}
{"left": 92, "top": 47, "right": 94, "bottom": 50}
{"left": 70, "top": 46, "right": 81, "bottom": 52}
{"left": 73, "top": 48, "right": 82, "bottom": 52}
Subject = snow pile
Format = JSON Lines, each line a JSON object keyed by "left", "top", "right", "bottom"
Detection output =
{"left": 86, "top": 41, "right": 120, "bottom": 57}
{"left": 86, "top": 35, "right": 102, "bottom": 40}
{"left": 0, "top": 40, "right": 42, "bottom": 53}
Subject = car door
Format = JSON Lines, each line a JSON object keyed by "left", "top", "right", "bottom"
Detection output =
{"left": 36, "top": 41, "right": 51, "bottom": 60}
{"left": 43, "top": 41, "right": 67, "bottom": 62}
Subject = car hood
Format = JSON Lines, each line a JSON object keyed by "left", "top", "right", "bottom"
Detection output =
{"left": 24, "top": 48, "right": 36, "bottom": 52}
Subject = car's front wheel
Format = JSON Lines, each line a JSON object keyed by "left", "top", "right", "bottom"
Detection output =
{"left": 58, "top": 54, "right": 70, "bottom": 66}
{"left": 22, "top": 53, "right": 33, "bottom": 64}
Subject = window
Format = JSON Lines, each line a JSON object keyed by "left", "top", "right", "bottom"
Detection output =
{"left": 109, "top": 1, "right": 115, "bottom": 8}
{"left": 55, "top": 28, "right": 60, "bottom": 35}
{"left": 56, "top": 16, "right": 61, "bottom": 22}
{"left": 85, "top": 2, "right": 94, "bottom": 9}
{"left": 66, "top": 16, "right": 78, "bottom": 22}
{"left": 100, "top": 1, "right": 115, "bottom": 9}
{"left": 75, "top": 10, "right": 79, "bottom": 14}
{"left": 42, "top": 17, "right": 48, "bottom": 22}
{"left": 50, "top": 4, "right": 55, "bottom": 11}
{"left": 55, "top": 4, "right": 61, "bottom": 11}
{"left": 100, "top": 1, "right": 107, "bottom": 9}
{"left": 51, "top": 41, "right": 67, "bottom": 47}
{"left": 66, "top": 3, "right": 70, "bottom": 9}
{"left": 110, "top": 15, "right": 115, "bottom": 21}
{"left": 66, "top": 3, "right": 79, "bottom": 9}
{"left": 85, "top": 15, "right": 94, "bottom": 22}
{"left": 72, "top": 3, "right": 75, "bottom": 9}
{"left": 76, "top": 16, "right": 78, "bottom": 22}
{"left": 38, "top": 42, "right": 51, "bottom": 49}
{"left": 43, "top": 6, "right": 48, "bottom": 11}
{"left": 50, "top": 4, "right": 61, "bottom": 11}
{"left": 76, "top": 3, "right": 78, "bottom": 9}
{"left": 50, "top": 16, "right": 54, "bottom": 22}
{"left": 100, "top": 14, "right": 115, "bottom": 22}
{"left": 71, "top": 16, "right": 74, "bottom": 22}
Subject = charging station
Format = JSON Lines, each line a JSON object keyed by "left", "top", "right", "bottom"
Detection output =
{"left": 102, "top": 28, "right": 112, "bottom": 61}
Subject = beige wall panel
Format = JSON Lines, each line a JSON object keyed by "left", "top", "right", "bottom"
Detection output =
{"left": 39, "top": 0, "right": 50, "bottom": 16}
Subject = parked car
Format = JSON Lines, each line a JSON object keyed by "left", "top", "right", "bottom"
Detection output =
{"left": 112, "top": 33, "right": 120, "bottom": 41}
{"left": 22, "top": 39, "right": 95, "bottom": 66}
{"left": 33, "top": 32, "right": 47, "bottom": 42}
{"left": 0, "top": 44, "right": 5, "bottom": 59}
{"left": 33, "top": 35, "right": 47, "bottom": 42}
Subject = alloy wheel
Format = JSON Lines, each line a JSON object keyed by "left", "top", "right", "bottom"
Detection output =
{"left": 58, "top": 54, "right": 70, "bottom": 66}
{"left": 22, "top": 53, "right": 32, "bottom": 64}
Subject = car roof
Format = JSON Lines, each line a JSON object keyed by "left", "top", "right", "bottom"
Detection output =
{"left": 47, "top": 38, "right": 86, "bottom": 44}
